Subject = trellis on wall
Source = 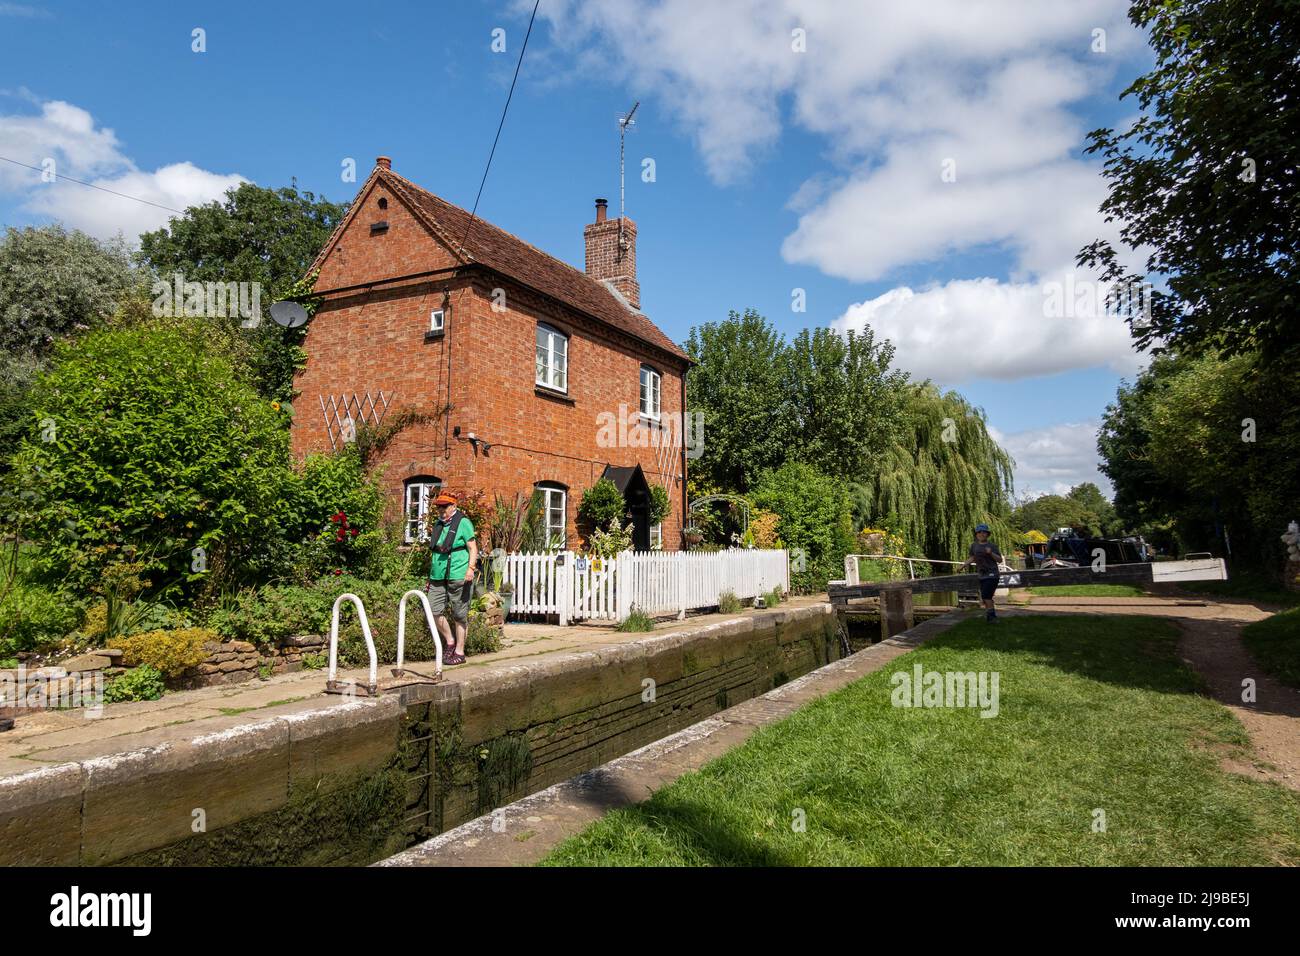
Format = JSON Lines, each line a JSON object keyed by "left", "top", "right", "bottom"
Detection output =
{"left": 652, "top": 425, "right": 680, "bottom": 505}
{"left": 319, "top": 390, "right": 394, "bottom": 450}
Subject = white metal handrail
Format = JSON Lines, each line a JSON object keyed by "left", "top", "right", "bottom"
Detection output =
{"left": 328, "top": 592, "right": 378, "bottom": 694}
{"left": 396, "top": 589, "right": 443, "bottom": 676}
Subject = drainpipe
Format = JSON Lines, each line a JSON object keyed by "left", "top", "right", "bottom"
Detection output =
{"left": 680, "top": 371, "right": 689, "bottom": 548}
{"left": 443, "top": 281, "right": 458, "bottom": 460}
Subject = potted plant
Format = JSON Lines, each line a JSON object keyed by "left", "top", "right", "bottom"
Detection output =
{"left": 683, "top": 526, "right": 704, "bottom": 547}
{"left": 499, "top": 580, "right": 514, "bottom": 617}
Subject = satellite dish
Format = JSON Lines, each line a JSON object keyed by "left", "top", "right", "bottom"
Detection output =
{"left": 270, "top": 301, "right": 310, "bottom": 328}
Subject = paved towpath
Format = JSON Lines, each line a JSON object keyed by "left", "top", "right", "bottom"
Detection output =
{"left": 0, "top": 597, "right": 828, "bottom": 776}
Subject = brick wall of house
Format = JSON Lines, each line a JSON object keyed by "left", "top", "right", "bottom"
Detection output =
{"left": 451, "top": 274, "right": 687, "bottom": 549}
{"left": 292, "top": 175, "right": 690, "bottom": 551}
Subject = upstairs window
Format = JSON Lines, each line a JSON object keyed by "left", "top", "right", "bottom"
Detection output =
{"left": 536, "top": 323, "right": 568, "bottom": 392}
{"left": 639, "top": 365, "right": 661, "bottom": 419}
{"left": 404, "top": 477, "right": 442, "bottom": 544}
{"left": 429, "top": 309, "right": 445, "bottom": 333}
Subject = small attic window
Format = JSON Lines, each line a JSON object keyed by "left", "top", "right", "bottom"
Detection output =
{"left": 370, "top": 221, "right": 389, "bottom": 235}
{"left": 378, "top": 197, "right": 388, "bottom": 210}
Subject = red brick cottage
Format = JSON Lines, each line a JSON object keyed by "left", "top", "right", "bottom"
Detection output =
{"left": 290, "top": 158, "right": 692, "bottom": 551}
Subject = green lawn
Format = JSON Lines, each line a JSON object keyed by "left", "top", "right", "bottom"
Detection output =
{"left": 1243, "top": 607, "right": 1300, "bottom": 689}
{"left": 1026, "top": 584, "right": 1146, "bottom": 598}
{"left": 540, "top": 615, "right": 1300, "bottom": 866}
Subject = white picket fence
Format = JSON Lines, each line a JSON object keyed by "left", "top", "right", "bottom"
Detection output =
{"left": 502, "top": 549, "right": 789, "bottom": 624}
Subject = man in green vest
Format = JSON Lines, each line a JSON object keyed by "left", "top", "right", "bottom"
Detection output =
{"left": 427, "top": 492, "right": 478, "bottom": 665}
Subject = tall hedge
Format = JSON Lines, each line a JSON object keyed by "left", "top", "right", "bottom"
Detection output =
{"left": 11, "top": 324, "right": 300, "bottom": 593}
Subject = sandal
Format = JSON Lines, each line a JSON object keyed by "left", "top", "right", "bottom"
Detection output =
{"left": 445, "top": 653, "right": 466, "bottom": 665}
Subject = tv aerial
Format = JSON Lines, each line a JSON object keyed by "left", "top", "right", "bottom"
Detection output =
{"left": 616, "top": 100, "right": 640, "bottom": 256}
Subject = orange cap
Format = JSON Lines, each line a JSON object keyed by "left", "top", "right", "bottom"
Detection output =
{"left": 433, "top": 492, "right": 457, "bottom": 506}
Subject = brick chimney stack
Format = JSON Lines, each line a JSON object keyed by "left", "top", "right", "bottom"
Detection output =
{"left": 376, "top": 156, "right": 392, "bottom": 170}
{"left": 584, "top": 198, "right": 639, "bottom": 310}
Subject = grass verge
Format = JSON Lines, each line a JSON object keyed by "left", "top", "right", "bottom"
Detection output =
{"left": 540, "top": 614, "right": 1300, "bottom": 866}
{"left": 1242, "top": 607, "right": 1300, "bottom": 689}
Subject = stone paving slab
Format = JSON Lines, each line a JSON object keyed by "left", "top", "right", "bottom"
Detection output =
{"left": 379, "top": 607, "right": 970, "bottom": 867}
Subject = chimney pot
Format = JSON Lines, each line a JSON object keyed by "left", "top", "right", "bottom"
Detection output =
{"left": 376, "top": 156, "right": 392, "bottom": 170}
{"left": 594, "top": 198, "right": 608, "bottom": 222}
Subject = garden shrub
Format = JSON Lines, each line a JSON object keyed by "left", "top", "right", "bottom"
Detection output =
{"left": 109, "top": 627, "right": 213, "bottom": 679}
{"left": 10, "top": 323, "right": 299, "bottom": 595}
{"left": 587, "top": 518, "right": 633, "bottom": 558}
{"left": 578, "top": 478, "right": 626, "bottom": 533}
{"left": 648, "top": 484, "right": 670, "bottom": 525}
{"left": 466, "top": 611, "right": 502, "bottom": 655}
{"left": 718, "top": 590, "right": 742, "bottom": 614}
{"left": 103, "top": 664, "right": 165, "bottom": 703}
{"left": 750, "top": 509, "right": 780, "bottom": 549}
{"left": 75, "top": 561, "right": 158, "bottom": 646}
{"left": 0, "top": 580, "right": 80, "bottom": 658}
{"left": 288, "top": 448, "right": 390, "bottom": 581}
{"left": 210, "top": 584, "right": 330, "bottom": 646}
{"left": 766, "top": 586, "right": 783, "bottom": 607}
{"left": 752, "top": 461, "right": 856, "bottom": 594}
{"left": 127, "top": 601, "right": 193, "bottom": 634}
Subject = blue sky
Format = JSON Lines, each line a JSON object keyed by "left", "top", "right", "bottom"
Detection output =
{"left": 0, "top": 0, "right": 1155, "bottom": 499}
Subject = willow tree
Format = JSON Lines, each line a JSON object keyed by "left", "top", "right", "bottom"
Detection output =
{"left": 859, "top": 385, "right": 1015, "bottom": 561}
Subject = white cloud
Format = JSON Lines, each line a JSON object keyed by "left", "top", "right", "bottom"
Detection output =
{"left": 0, "top": 96, "right": 246, "bottom": 241}
{"left": 531, "top": 0, "right": 1147, "bottom": 282}
{"left": 832, "top": 273, "right": 1144, "bottom": 384}
{"left": 25, "top": 162, "right": 246, "bottom": 244}
{"left": 989, "top": 421, "right": 1111, "bottom": 500}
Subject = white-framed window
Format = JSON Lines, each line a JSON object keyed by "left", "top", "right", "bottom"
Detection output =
{"left": 536, "top": 323, "right": 568, "bottom": 392}
{"left": 429, "top": 309, "right": 445, "bottom": 333}
{"left": 404, "top": 477, "right": 442, "bottom": 543}
{"left": 649, "top": 523, "right": 663, "bottom": 550}
{"left": 534, "top": 482, "right": 567, "bottom": 550}
{"left": 639, "top": 365, "right": 661, "bottom": 419}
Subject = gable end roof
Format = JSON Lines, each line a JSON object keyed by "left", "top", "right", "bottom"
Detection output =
{"left": 310, "top": 167, "right": 690, "bottom": 365}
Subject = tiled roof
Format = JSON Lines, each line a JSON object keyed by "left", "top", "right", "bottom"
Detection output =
{"left": 319, "top": 167, "right": 690, "bottom": 364}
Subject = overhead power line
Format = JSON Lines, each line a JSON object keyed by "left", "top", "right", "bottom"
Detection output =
{"left": 459, "top": 0, "right": 542, "bottom": 252}
{"left": 0, "top": 155, "right": 186, "bottom": 215}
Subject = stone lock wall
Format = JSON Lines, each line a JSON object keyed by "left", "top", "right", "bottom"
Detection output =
{"left": 410, "top": 603, "right": 842, "bottom": 840}
{"left": 0, "top": 603, "right": 841, "bottom": 865}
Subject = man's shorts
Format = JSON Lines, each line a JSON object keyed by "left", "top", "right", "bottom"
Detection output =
{"left": 978, "top": 575, "right": 1000, "bottom": 601}
{"left": 428, "top": 579, "right": 473, "bottom": 624}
